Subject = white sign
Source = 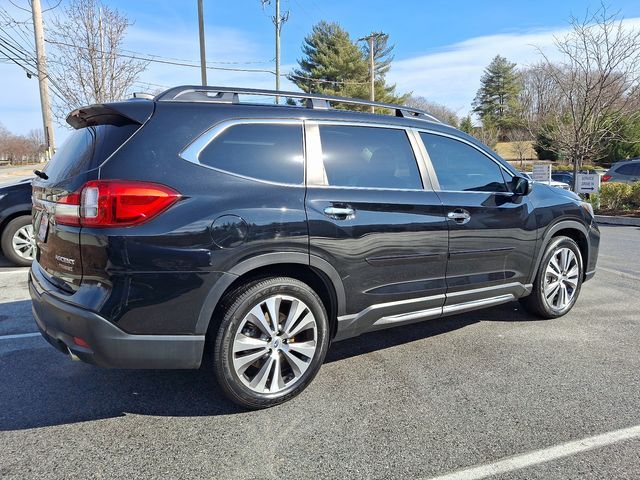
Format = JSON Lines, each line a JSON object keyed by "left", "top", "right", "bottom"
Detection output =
{"left": 532, "top": 164, "right": 552, "bottom": 182}
{"left": 576, "top": 173, "right": 601, "bottom": 194}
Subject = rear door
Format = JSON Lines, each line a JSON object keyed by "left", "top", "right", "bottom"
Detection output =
{"left": 32, "top": 122, "right": 141, "bottom": 292}
{"left": 418, "top": 131, "right": 537, "bottom": 305}
{"left": 304, "top": 121, "right": 448, "bottom": 336}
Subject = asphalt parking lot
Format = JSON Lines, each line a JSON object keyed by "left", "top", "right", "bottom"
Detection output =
{"left": 1, "top": 225, "right": 639, "bottom": 479}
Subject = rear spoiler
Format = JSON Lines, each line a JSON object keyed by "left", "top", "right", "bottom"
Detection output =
{"left": 66, "top": 99, "right": 154, "bottom": 129}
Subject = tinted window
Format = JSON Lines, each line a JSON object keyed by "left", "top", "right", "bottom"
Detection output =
{"left": 319, "top": 125, "right": 422, "bottom": 189}
{"left": 420, "top": 133, "right": 508, "bottom": 192}
{"left": 616, "top": 163, "right": 640, "bottom": 175}
{"left": 43, "top": 124, "right": 138, "bottom": 182}
{"left": 199, "top": 124, "right": 304, "bottom": 184}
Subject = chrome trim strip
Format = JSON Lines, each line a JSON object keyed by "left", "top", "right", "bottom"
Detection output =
{"left": 373, "top": 306, "right": 442, "bottom": 327}
{"left": 442, "top": 294, "right": 514, "bottom": 315}
{"left": 335, "top": 282, "right": 529, "bottom": 340}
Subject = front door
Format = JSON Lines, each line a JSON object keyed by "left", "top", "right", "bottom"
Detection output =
{"left": 418, "top": 131, "right": 537, "bottom": 306}
{"left": 305, "top": 122, "right": 448, "bottom": 338}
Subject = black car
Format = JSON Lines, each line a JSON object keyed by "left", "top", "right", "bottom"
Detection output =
{"left": 0, "top": 177, "right": 35, "bottom": 266}
{"left": 30, "top": 86, "right": 600, "bottom": 408}
{"left": 551, "top": 171, "right": 574, "bottom": 185}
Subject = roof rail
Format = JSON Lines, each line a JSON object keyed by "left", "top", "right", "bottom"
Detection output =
{"left": 155, "top": 85, "right": 443, "bottom": 124}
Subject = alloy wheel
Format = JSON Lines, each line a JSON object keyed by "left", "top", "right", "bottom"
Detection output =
{"left": 11, "top": 224, "right": 35, "bottom": 261}
{"left": 232, "top": 294, "right": 318, "bottom": 394}
{"left": 544, "top": 247, "right": 579, "bottom": 310}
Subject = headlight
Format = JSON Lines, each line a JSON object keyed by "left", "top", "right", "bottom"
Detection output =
{"left": 0, "top": 193, "right": 6, "bottom": 202}
{"left": 580, "top": 201, "right": 594, "bottom": 218}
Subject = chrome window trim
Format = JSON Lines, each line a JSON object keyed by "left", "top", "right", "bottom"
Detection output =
{"left": 179, "top": 118, "right": 306, "bottom": 187}
{"left": 305, "top": 120, "right": 430, "bottom": 192}
{"left": 415, "top": 129, "right": 517, "bottom": 194}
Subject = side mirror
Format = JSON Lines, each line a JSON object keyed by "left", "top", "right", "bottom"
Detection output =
{"left": 513, "top": 176, "right": 533, "bottom": 196}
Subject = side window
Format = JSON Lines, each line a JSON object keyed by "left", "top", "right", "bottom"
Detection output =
{"left": 420, "top": 133, "right": 508, "bottom": 192}
{"left": 318, "top": 125, "right": 423, "bottom": 190}
{"left": 199, "top": 123, "right": 304, "bottom": 184}
{"left": 616, "top": 163, "right": 640, "bottom": 176}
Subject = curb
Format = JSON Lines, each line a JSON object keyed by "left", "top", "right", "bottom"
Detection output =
{"left": 595, "top": 215, "right": 640, "bottom": 226}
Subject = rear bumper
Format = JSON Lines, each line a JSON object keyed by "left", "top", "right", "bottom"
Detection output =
{"left": 29, "top": 268, "right": 205, "bottom": 369}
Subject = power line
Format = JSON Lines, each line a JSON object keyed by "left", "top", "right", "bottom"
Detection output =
{"left": 45, "top": 38, "right": 278, "bottom": 74}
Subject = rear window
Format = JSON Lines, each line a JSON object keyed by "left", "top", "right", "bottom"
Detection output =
{"left": 198, "top": 123, "right": 304, "bottom": 184}
{"left": 43, "top": 124, "right": 138, "bottom": 182}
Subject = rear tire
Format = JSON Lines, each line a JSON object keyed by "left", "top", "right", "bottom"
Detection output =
{"left": 1, "top": 216, "right": 35, "bottom": 267}
{"left": 212, "top": 277, "right": 330, "bottom": 409}
{"left": 520, "top": 236, "right": 583, "bottom": 319}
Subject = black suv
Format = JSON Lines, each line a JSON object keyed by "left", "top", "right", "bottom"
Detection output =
{"left": 30, "top": 86, "right": 600, "bottom": 408}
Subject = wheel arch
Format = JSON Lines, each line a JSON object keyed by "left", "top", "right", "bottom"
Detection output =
{"left": 195, "top": 253, "right": 346, "bottom": 339}
{"left": 0, "top": 205, "right": 32, "bottom": 234}
{"left": 529, "top": 219, "right": 590, "bottom": 284}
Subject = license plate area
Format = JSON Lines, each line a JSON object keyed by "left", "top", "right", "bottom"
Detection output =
{"left": 37, "top": 213, "right": 49, "bottom": 242}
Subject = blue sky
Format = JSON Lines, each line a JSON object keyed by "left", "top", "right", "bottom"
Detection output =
{"left": 2, "top": 0, "right": 640, "bottom": 142}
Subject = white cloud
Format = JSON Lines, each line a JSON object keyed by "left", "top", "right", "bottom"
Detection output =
{"left": 388, "top": 17, "right": 640, "bottom": 116}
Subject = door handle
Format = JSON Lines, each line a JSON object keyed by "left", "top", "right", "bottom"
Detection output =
{"left": 447, "top": 209, "right": 470, "bottom": 224}
{"left": 324, "top": 206, "right": 355, "bottom": 220}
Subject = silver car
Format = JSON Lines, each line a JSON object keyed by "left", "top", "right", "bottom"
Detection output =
{"left": 603, "top": 159, "right": 640, "bottom": 183}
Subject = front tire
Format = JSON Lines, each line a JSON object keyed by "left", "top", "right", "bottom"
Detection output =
{"left": 1, "top": 216, "right": 36, "bottom": 267}
{"left": 520, "top": 236, "right": 583, "bottom": 319}
{"left": 212, "top": 277, "right": 330, "bottom": 409}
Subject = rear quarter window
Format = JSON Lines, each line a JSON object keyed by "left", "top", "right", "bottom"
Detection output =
{"left": 198, "top": 123, "right": 304, "bottom": 184}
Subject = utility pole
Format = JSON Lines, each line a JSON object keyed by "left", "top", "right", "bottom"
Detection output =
{"left": 197, "top": 0, "right": 207, "bottom": 86}
{"left": 263, "top": 0, "right": 288, "bottom": 103}
{"left": 275, "top": 0, "right": 280, "bottom": 99}
{"left": 367, "top": 35, "right": 374, "bottom": 112}
{"left": 358, "top": 32, "right": 386, "bottom": 113}
{"left": 31, "top": 0, "right": 55, "bottom": 159}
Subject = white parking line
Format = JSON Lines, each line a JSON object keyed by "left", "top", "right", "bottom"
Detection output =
{"left": 0, "top": 269, "right": 29, "bottom": 275}
{"left": 0, "top": 332, "right": 40, "bottom": 340}
{"left": 424, "top": 424, "right": 640, "bottom": 480}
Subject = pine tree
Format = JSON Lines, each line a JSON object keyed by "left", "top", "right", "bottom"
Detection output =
{"left": 290, "top": 22, "right": 406, "bottom": 109}
{"left": 472, "top": 55, "right": 522, "bottom": 132}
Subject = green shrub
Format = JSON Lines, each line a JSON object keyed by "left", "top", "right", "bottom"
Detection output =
{"left": 599, "top": 182, "right": 633, "bottom": 211}
{"left": 551, "top": 164, "right": 599, "bottom": 172}
{"left": 587, "top": 193, "right": 600, "bottom": 211}
{"left": 630, "top": 182, "right": 640, "bottom": 208}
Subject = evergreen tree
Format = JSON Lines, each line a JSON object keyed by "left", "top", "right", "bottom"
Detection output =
{"left": 472, "top": 55, "right": 522, "bottom": 132}
{"left": 459, "top": 115, "right": 473, "bottom": 134}
{"left": 290, "top": 22, "right": 406, "bottom": 109}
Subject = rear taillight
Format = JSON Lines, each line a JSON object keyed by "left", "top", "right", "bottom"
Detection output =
{"left": 602, "top": 175, "right": 612, "bottom": 182}
{"left": 55, "top": 192, "right": 82, "bottom": 226}
{"left": 54, "top": 180, "right": 181, "bottom": 227}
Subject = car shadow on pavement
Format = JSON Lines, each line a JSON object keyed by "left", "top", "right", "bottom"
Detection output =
{"left": 0, "top": 301, "right": 541, "bottom": 431}
{"left": 327, "top": 300, "right": 542, "bottom": 364}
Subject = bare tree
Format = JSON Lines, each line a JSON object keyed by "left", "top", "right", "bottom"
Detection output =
{"left": 519, "top": 62, "right": 563, "bottom": 136}
{"left": 506, "top": 128, "right": 534, "bottom": 169}
{"left": 473, "top": 123, "right": 499, "bottom": 149}
{"left": 537, "top": 4, "right": 640, "bottom": 185}
{"left": 405, "top": 95, "right": 460, "bottom": 127}
{"left": 27, "top": 128, "right": 46, "bottom": 162}
{"left": 47, "top": 0, "right": 147, "bottom": 122}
